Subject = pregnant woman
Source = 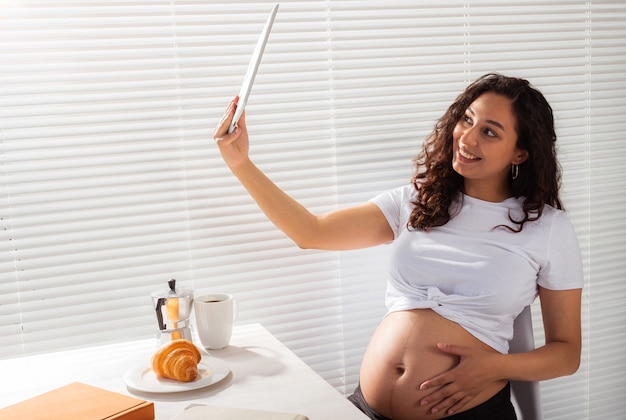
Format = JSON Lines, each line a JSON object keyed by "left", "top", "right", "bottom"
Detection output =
{"left": 212, "top": 73, "right": 583, "bottom": 419}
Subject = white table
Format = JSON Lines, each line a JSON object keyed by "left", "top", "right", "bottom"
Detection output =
{"left": 0, "top": 323, "right": 368, "bottom": 420}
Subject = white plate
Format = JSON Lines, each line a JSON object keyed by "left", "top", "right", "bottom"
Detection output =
{"left": 124, "top": 357, "right": 230, "bottom": 393}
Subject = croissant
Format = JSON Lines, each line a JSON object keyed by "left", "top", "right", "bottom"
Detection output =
{"left": 151, "top": 339, "right": 201, "bottom": 382}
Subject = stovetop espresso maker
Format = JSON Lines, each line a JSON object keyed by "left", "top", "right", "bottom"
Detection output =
{"left": 151, "top": 279, "right": 194, "bottom": 345}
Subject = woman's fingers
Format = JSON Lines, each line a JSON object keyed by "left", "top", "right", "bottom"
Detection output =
{"left": 214, "top": 97, "right": 239, "bottom": 139}
{"left": 445, "top": 395, "right": 473, "bottom": 415}
{"left": 428, "top": 392, "right": 470, "bottom": 415}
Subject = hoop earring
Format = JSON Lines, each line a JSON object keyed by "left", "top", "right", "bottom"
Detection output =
{"left": 511, "top": 164, "right": 519, "bottom": 180}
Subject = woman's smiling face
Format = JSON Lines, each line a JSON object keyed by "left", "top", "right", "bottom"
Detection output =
{"left": 452, "top": 92, "right": 528, "bottom": 202}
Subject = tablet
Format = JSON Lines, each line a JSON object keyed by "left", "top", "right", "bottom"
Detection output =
{"left": 228, "top": 4, "right": 279, "bottom": 134}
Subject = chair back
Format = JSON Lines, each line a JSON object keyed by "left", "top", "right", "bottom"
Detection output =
{"left": 509, "top": 305, "right": 544, "bottom": 420}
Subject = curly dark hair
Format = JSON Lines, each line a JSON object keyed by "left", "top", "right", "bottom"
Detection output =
{"left": 409, "top": 73, "right": 563, "bottom": 232}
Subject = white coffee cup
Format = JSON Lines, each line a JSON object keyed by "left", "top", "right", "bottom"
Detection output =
{"left": 193, "top": 293, "right": 238, "bottom": 350}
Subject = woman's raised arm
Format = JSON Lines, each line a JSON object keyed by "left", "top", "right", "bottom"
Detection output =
{"left": 213, "top": 97, "right": 394, "bottom": 251}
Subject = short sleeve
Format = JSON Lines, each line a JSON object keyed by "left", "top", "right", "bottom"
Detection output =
{"left": 370, "top": 185, "right": 415, "bottom": 239}
{"left": 538, "top": 211, "right": 584, "bottom": 290}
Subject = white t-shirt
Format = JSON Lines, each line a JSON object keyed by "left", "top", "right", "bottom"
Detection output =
{"left": 371, "top": 184, "right": 583, "bottom": 354}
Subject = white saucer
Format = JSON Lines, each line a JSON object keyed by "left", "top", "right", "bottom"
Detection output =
{"left": 124, "top": 357, "right": 230, "bottom": 393}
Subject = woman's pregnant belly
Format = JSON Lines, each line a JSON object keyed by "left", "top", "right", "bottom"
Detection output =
{"left": 359, "top": 309, "right": 507, "bottom": 420}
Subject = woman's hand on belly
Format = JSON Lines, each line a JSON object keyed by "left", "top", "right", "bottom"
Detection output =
{"left": 359, "top": 309, "right": 507, "bottom": 420}
{"left": 417, "top": 342, "right": 505, "bottom": 416}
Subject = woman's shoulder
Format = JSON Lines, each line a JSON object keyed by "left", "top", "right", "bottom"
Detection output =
{"left": 504, "top": 197, "right": 571, "bottom": 225}
{"left": 523, "top": 202, "right": 580, "bottom": 258}
{"left": 371, "top": 183, "right": 416, "bottom": 205}
{"left": 536, "top": 202, "right": 573, "bottom": 228}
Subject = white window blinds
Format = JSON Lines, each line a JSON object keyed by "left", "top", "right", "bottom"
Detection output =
{"left": 1, "top": 1, "right": 625, "bottom": 418}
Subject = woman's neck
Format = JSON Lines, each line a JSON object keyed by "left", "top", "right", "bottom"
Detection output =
{"left": 462, "top": 180, "right": 511, "bottom": 203}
